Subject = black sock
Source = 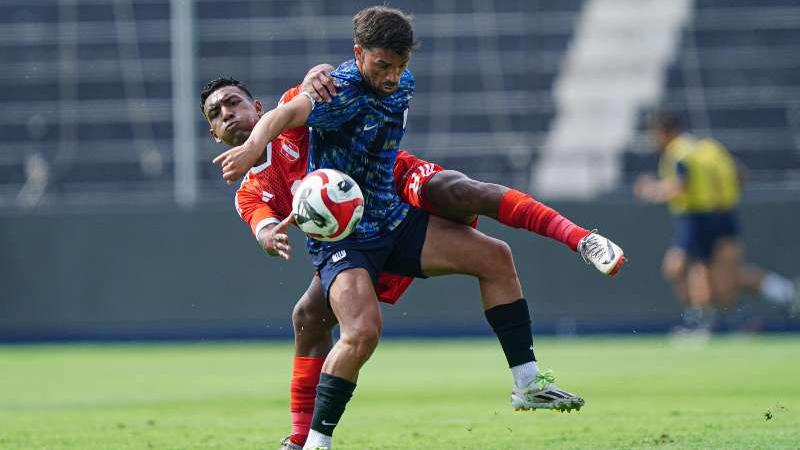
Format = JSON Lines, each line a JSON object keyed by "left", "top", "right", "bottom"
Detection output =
{"left": 310, "top": 372, "right": 356, "bottom": 437}
{"left": 484, "top": 298, "right": 536, "bottom": 367}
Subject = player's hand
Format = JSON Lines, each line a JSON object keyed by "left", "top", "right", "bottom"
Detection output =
{"left": 211, "top": 141, "right": 262, "bottom": 184}
{"left": 262, "top": 215, "right": 296, "bottom": 260}
{"left": 302, "top": 64, "right": 337, "bottom": 103}
{"left": 634, "top": 174, "right": 659, "bottom": 202}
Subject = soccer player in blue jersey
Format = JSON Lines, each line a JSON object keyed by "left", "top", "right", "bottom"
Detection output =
{"left": 209, "top": 75, "right": 627, "bottom": 450}
{"left": 213, "top": 7, "right": 600, "bottom": 449}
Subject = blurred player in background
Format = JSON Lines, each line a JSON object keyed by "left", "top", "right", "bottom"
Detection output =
{"left": 635, "top": 111, "right": 799, "bottom": 332}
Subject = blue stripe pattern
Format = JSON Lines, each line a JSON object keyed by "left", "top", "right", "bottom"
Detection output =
{"left": 306, "top": 59, "right": 414, "bottom": 252}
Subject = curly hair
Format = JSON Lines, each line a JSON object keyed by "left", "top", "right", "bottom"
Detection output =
{"left": 353, "top": 6, "right": 418, "bottom": 56}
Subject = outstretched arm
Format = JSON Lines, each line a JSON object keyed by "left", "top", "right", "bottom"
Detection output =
{"left": 634, "top": 174, "right": 684, "bottom": 203}
{"left": 246, "top": 94, "right": 313, "bottom": 153}
{"left": 210, "top": 64, "right": 337, "bottom": 183}
{"left": 212, "top": 94, "right": 314, "bottom": 183}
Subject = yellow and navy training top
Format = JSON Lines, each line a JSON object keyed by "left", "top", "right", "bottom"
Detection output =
{"left": 658, "top": 134, "right": 740, "bottom": 215}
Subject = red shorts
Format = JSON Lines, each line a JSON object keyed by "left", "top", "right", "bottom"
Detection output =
{"left": 393, "top": 150, "right": 444, "bottom": 212}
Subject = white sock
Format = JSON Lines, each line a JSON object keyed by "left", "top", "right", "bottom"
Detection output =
{"left": 511, "top": 360, "right": 539, "bottom": 389}
{"left": 303, "top": 429, "right": 332, "bottom": 450}
{"left": 760, "top": 273, "right": 794, "bottom": 305}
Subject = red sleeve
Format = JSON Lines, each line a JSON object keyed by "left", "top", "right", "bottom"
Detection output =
{"left": 235, "top": 184, "right": 283, "bottom": 237}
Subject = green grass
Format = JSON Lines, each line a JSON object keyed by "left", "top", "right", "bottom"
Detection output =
{"left": 0, "top": 336, "right": 798, "bottom": 450}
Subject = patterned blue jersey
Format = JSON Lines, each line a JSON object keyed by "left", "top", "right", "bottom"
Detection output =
{"left": 306, "top": 59, "right": 414, "bottom": 251}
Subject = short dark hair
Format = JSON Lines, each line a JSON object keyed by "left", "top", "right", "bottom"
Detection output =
{"left": 353, "top": 6, "right": 418, "bottom": 56}
{"left": 650, "top": 110, "right": 682, "bottom": 133}
{"left": 200, "top": 77, "right": 254, "bottom": 113}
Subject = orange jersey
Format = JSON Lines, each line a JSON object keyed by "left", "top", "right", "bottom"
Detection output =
{"left": 235, "top": 87, "right": 447, "bottom": 304}
{"left": 235, "top": 87, "right": 310, "bottom": 236}
{"left": 234, "top": 126, "right": 309, "bottom": 236}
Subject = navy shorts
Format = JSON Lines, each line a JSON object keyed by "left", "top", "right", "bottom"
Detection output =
{"left": 672, "top": 210, "right": 740, "bottom": 261}
{"left": 311, "top": 207, "right": 430, "bottom": 300}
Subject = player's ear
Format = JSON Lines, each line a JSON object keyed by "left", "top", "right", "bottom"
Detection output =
{"left": 354, "top": 44, "right": 364, "bottom": 64}
{"left": 209, "top": 127, "right": 222, "bottom": 144}
{"left": 254, "top": 99, "right": 263, "bottom": 114}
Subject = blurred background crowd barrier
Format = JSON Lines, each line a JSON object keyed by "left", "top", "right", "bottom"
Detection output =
{"left": 1, "top": 0, "right": 798, "bottom": 340}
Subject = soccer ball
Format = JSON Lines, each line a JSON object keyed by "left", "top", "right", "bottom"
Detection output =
{"left": 291, "top": 168, "right": 364, "bottom": 242}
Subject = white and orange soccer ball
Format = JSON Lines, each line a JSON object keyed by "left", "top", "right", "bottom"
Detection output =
{"left": 291, "top": 168, "right": 364, "bottom": 242}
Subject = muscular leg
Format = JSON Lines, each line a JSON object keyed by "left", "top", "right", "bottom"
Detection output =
{"left": 738, "top": 265, "right": 768, "bottom": 295}
{"left": 304, "top": 215, "right": 581, "bottom": 448}
{"left": 423, "top": 170, "right": 506, "bottom": 224}
{"left": 293, "top": 275, "right": 337, "bottom": 357}
{"left": 323, "top": 269, "right": 382, "bottom": 381}
{"left": 687, "top": 262, "right": 713, "bottom": 309}
{"left": 423, "top": 170, "right": 589, "bottom": 251}
{"left": 712, "top": 238, "right": 797, "bottom": 308}
{"left": 419, "top": 215, "right": 583, "bottom": 410}
{"left": 709, "top": 238, "right": 742, "bottom": 307}
{"left": 662, "top": 246, "right": 688, "bottom": 306}
{"left": 420, "top": 214, "right": 521, "bottom": 308}
{"left": 683, "top": 260, "right": 715, "bottom": 330}
{"left": 714, "top": 238, "right": 782, "bottom": 300}
{"left": 303, "top": 269, "right": 380, "bottom": 448}
{"left": 287, "top": 275, "right": 338, "bottom": 447}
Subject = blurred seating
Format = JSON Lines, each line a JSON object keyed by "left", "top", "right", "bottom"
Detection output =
{"left": 0, "top": 0, "right": 582, "bottom": 207}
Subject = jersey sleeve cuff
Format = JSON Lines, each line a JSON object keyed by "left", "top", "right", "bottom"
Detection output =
{"left": 254, "top": 217, "right": 281, "bottom": 236}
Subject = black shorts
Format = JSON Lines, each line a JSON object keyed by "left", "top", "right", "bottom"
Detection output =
{"left": 672, "top": 210, "right": 740, "bottom": 261}
{"left": 311, "top": 207, "right": 430, "bottom": 300}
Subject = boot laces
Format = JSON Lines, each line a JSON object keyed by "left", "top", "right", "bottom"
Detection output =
{"left": 579, "top": 230, "right": 605, "bottom": 265}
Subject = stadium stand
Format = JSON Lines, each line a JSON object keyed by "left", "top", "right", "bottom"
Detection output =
{"left": 1, "top": 0, "right": 798, "bottom": 207}
{"left": 0, "top": 0, "right": 580, "bottom": 207}
{"left": 534, "top": 0, "right": 691, "bottom": 199}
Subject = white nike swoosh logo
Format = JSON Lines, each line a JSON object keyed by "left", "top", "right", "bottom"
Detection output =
{"left": 602, "top": 239, "right": 615, "bottom": 265}
{"left": 363, "top": 123, "right": 378, "bottom": 131}
{"left": 321, "top": 420, "right": 337, "bottom": 426}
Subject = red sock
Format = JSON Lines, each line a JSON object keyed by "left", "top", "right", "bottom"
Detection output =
{"left": 497, "top": 189, "right": 589, "bottom": 251}
{"left": 289, "top": 356, "right": 324, "bottom": 446}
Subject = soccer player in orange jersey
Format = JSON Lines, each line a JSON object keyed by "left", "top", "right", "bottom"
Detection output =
{"left": 204, "top": 67, "right": 625, "bottom": 449}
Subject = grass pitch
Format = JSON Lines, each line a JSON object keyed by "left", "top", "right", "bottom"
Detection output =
{"left": 0, "top": 335, "right": 798, "bottom": 449}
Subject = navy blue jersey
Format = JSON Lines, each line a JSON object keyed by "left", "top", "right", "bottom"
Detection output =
{"left": 306, "top": 59, "right": 414, "bottom": 251}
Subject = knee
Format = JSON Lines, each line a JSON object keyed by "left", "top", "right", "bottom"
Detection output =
{"left": 662, "top": 253, "right": 685, "bottom": 282}
{"left": 480, "top": 238, "right": 517, "bottom": 278}
{"left": 340, "top": 322, "right": 381, "bottom": 362}
{"left": 662, "top": 263, "right": 680, "bottom": 283}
